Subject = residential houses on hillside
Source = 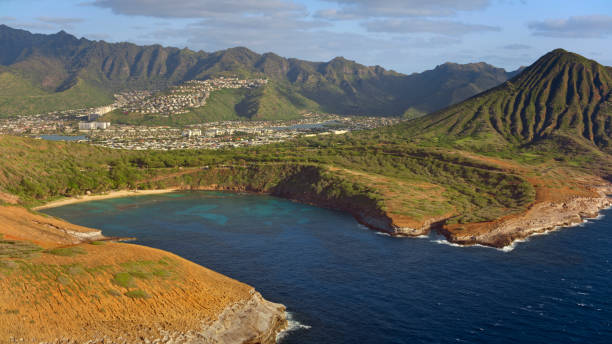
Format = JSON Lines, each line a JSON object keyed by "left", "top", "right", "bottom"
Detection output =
{"left": 116, "top": 77, "right": 268, "bottom": 116}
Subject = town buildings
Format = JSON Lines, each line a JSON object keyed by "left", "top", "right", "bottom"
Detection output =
{"left": 78, "top": 122, "right": 111, "bottom": 130}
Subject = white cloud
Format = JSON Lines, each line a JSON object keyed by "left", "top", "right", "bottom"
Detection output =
{"left": 36, "top": 16, "right": 84, "bottom": 25}
{"left": 316, "top": 0, "right": 491, "bottom": 19}
{"left": 363, "top": 19, "right": 500, "bottom": 36}
{"left": 501, "top": 43, "right": 531, "bottom": 50}
{"left": 91, "top": 0, "right": 303, "bottom": 18}
{"left": 528, "top": 15, "right": 612, "bottom": 38}
{"left": 145, "top": 18, "right": 461, "bottom": 66}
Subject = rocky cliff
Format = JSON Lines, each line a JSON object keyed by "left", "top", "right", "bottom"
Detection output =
{"left": 439, "top": 186, "right": 612, "bottom": 248}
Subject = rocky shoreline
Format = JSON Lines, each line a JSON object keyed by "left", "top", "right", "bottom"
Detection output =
{"left": 157, "top": 166, "right": 612, "bottom": 251}
{"left": 437, "top": 186, "right": 612, "bottom": 249}
{"left": 19, "top": 182, "right": 611, "bottom": 342}
{"left": 197, "top": 290, "right": 287, "bottom": 344}
{"left": 148, "top": 290, "right": 287, "bottom": 344}
{"left": 319, "top": 185, "right": 612, "bottom": 251}
{"left": 36, "top": 181, "right": 612, "bottom": 253}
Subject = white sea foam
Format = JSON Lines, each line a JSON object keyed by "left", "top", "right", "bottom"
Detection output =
{"left": 438, "top": 215, "right": 605, "bottom": 252}
{"left": 529, "top": 227, "right": 559, "bottom": 237}
{"left": 356, "top": 224, "right": 370, "bottom": 231}
{"left": 586, "top": 212, "right": 607, "bottom": 221}
{"left": 431, "top": 235, "right": 524, "bottom": 253}
{"left": 431, "top": 239, "right": 464, "bottom": 248}
{"left": 372, "top": 204, "right": 609, "bottom": 251}
{"left": 276, "top": 312, "right": 311, "bottom": 342}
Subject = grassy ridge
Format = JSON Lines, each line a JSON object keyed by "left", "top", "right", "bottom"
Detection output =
{"left": 0, "top": 72, "right": 112, "bottom": 116}
{"left": 400, "top": 49, "right": 612, "bottom": 155}
{"left": 241, "top": 82, "right": 319, "bottom": 120}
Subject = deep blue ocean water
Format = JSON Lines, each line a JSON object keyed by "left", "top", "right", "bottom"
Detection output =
{"left": 42, "top": 191, "right": 612, "bottom": 344}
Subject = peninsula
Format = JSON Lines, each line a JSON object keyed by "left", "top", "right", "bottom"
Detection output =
{"left": 0, "top": 206, "right": 287, "bottom": 342}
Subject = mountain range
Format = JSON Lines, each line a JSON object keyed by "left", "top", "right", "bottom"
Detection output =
{"left": 0, "top": 24, "right": 519, "bottom": 120}
{"left": 4, "top": 17, "right": 612, "bottom": 344}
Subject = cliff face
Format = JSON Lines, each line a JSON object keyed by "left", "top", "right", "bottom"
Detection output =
{"left": 439, "top": 186, "right": 612, "bottom": 248}
{"left": 197, "top": 291, "right": 287, "bottom": 344}
{"left": 388, "top": 215, "right": 451, "bottom": 237}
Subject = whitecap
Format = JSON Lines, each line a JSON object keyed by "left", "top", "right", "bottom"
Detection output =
{"left": 276, "top": 312, "right": 311, "bottom": 342}
{"left": 499, "top": 241, "right": 518, "bottom": 252}
{"left": 356, "top": 224, "right": 370, "bottom": 231}
{"left": 528, "top": 226, "right": 560, "bottom": 237}
{"left": 431, "top": 236, "right": 522, "bottom": 253}
{"left": 586, "top": 213, "right": 606, "bottom": 221}
{"left": 431, "top": 239, "right": 464, "bottom": 248}
{"left": 375, "top": 232, "right": 392, "bottom": 237}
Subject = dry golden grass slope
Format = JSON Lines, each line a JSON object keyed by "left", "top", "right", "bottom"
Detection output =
{"left": 0, "top": 206, "right": 284, "bottom": 343}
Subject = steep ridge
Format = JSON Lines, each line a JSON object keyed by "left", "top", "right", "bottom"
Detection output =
{"left": 0, "top": 24, "right": 515, "bottom": 117}
{"left": 406, "top": 49, "right": 612, "bottom": 153}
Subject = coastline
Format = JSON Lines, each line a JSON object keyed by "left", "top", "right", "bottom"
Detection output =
{"left": 32, "top": 188, "right": 179, "bottom": 210}
{"left": 13, "top": 182, "right": 612, "bottom": 340}
{"left": 436, "top": 185, "right": 612, "bottom": 250}
{"left": 31, "top": 183, "right": 612, "bottom": 253}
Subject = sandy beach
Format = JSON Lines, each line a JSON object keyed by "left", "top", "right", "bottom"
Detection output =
{"left": 32, "top": 188, "right": 179, "bottom": 210}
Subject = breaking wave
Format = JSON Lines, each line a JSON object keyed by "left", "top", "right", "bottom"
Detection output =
{"left": 277, "top": 312, "right": 311, "bottom": 342}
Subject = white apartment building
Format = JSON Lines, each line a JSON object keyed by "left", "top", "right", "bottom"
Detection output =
{"left": 79, "top": 122, "right": 111, "bottom": 130}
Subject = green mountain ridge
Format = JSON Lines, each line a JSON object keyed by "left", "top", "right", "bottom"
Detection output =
{"left": 0, "top": 24, "right": 517, "bottom": 119}
{"left": 398, "top": 49, "right": 612, "bottom": 156}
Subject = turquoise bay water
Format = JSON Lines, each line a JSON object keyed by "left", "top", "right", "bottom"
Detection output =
{"left": 42, "top": 191, "right": 612, "bottom": 343}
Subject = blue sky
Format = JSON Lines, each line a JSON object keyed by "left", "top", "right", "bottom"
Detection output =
{"left": 1, "top": 0, "right": 611, "bottom": 73}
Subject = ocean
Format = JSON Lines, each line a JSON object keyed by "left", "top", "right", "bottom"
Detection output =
{"left": 42, "top": 191, "right": 612, "bottom": 343}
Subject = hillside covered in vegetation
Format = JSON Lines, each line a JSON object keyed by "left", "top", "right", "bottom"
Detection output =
{"left": 401, "top": 49, "right": 612, "bottom": 157}
{"left": 1, "top": 50, "right": 611, "bottom": 250}
{"left": 0, "top": 25, "right": 516, "bottom": 119}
